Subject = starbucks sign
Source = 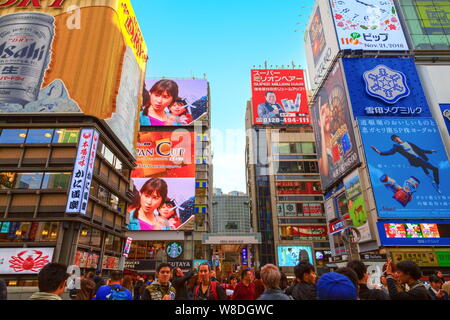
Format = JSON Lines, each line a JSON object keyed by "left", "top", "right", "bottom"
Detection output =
{"left": 166, "top": 242, "right": 183, "bottom": 259}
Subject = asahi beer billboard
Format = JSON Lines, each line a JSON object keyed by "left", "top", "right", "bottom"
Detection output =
{"left": 0, "top": 0, "right": 148, "bottom": 153}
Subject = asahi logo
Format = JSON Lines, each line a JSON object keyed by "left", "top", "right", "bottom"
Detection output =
{"left": 0, "top": 41, "right": 47, "bottom": 61}
{"left": 0, "top": 0, "right": 65, "bottom": 7}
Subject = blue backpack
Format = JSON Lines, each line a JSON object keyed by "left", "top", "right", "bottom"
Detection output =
{"left": 106, "top": 285, "right": 129, "bottom": 300}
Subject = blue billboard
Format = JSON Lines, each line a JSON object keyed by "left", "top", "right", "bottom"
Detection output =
{"left": 359, "top": 117, "right": 450, "bottom": 218}
{"left": 342, "top": 58, "right": 432, "bottom": 118}
{"left": 440, "top": 104, "right": 450, "bottom": 135}
{"left": 377, "top": 221, "right": 450, "bottom": 246}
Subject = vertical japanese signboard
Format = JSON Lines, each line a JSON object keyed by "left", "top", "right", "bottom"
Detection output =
{"left": 66, "top": 128, "right": 98, "bottom": 214}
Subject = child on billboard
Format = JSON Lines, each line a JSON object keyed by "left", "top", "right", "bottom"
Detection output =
{"left": 167, "top": 98, "right": 193, "bottom": 125}
{"left": 157, "top": 199, "right": 182, "bottom": 229}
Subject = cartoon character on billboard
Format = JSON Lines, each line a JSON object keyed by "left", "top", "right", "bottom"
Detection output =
{"left": 257, "top": 91, "right": 284, "bottom": 121}
{"left": 380, "top": 174, "right": 420, "bottom": 207}
{"left": 371, "top": 134, "right": 441, "bottom": 194}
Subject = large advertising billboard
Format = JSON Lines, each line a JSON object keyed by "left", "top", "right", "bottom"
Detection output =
{"left": 126, "top": 177, "right": 195, "bottom": 231}
{"left": 398, "top": 0, "right": 450, "bottom": 50}
{"left": 330, "top": 0, "right": 409, "bottom": 51}
{"left": 140, "top": 78, "right": 208, "bottom": 126}
{"left": 305, "top": 0, "right": 340, "bottom": 93}
{"left": 377, "top": 221, "right": 450, "bottom": 246}
{"left": 342, "top": 58, "right": 432, "bottom": 118}
{"left": 0, "top": 1, "right": 148, "bottom": 153}
{"left": 132, "top": 131, "right": 195, "bottom": 178}
{"left": 359, "top": 117, "right": 450, "bottom": 218}
{"left": 277, "top": 246, "right": 313, "bottom": 267}
{"left": 311, "top": 61, "right": 360, "bottom": 190}
{"left": 0, "top": 247, "right": 54, "bottom": 274}
{"left": 250, "top": 69, "right": 310, "bottom": 125}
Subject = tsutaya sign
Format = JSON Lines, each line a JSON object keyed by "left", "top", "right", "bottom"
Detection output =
{"left": 203, "top": 235, "right": 261, "bottom": 245}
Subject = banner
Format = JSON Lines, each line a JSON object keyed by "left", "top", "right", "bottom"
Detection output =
{"left": 277, "top": 246, "right": 313, "bottom": 267}
{"left": 359, "top": 117, "right": 450, "bottom": 218}
{"left": 342, "top": 58, "right": 432, "bottom": 118}
{"left": 132, "top": 131, "right": 195, "bottom": 178}
{"left": 311, "top": 61, "right": 360, "bottom": 190}
{"left": 126, "top": 177, "right": 195, "bottom": 231}
{"left": 330, "top": 0, "right": 409, "bottom": 51}
{"left": 379, "top": 221, "right": 450, "bottom": 246}
{"left": 0, "top": 247, "right": 54, "bottom": 274}
{"left": 140, "top": 78, "right": 208, "bottom": 126}
{"left": 251, "top": 69, "right": 310, "bottom": 125}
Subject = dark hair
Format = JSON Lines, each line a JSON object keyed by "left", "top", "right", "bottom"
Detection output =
{"left": 254, "top": 270, "right": 261, "bottom": 280}
{"left": 391, "top": 134, "right": 400, "bottom": 142}
{"left": 110, "top": 270, "right": 123, "bottom": 282}
{"left": 171, "top": 98, "right": 190, "bottom": 115}
{"left": 265, "top": 91, "right": 276, "bottom": 97}
{"left": 229, "top": 275, "right": 237, "bottom": 282}
{"left": 148, "top": 274, "right": 155, "bottom": 281}
{"left": 347, "top": 260, "right": 367, "bottom": 281}
{"left": 241, "top": 268, "right": 251, "bottom": 279}
{"left": 429, "top": 275, "right": 443, "bottom": 284}
{"left": 143, "top": 79, "right": 178, "bottom": 116}
{"left": 142, "top": 84, "right": 150, "bottom": 107}
{"left": 199, "top": 262, "right": 211, "bottom": 271}
{"left": 396, "top": 260, "right": 422, "bottom": 280}
{"left": 86, "top": 271, "right": 94, "bottom": 279}
{"left": 159, "top": 199, "right": 177, "bottom": 218}
{"left": 133, "top": 178, "right": 168, "bottom": 220}
{"left": 37, "top": 263, "right": 69, "bottom": 293}
{"left": 279, "top": 272, "right": 288, "bottom": 290}
{"left": 157, "top": 263, "right": 171, "bottom": 273}
{"left": 294, "top": 263, "right": 315, "bottom": 282}
{"left": 172, "top": 266, "right": 181, "bottom": 278}
{"left": 335, "top": 267, "right": 359, "bottom": 290}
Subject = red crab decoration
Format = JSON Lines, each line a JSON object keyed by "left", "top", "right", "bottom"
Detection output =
{"left": 8, "top": 250, "right": 49, "bottom": 273}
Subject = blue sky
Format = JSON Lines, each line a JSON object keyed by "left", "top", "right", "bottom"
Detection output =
{"left": 133, "top": 0, "right": 315, "bottom": 193}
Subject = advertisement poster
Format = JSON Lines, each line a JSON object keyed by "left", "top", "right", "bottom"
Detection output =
{"left": 0, "top": 248, "right": 54, "bottom": 274}
{"left": 342, "top": 58, "right": 432, "bottom": 118}
{"left": 440, "top": 104, "right": 450, "bottom": 135}
{"left": 251, "top": 69, "right": 310, "bottom": 125}
{"left": 277, "top": 246, "right": 313, "bottom": 267}
{"left": 343, "top": 170, "right": 372, "bottom": 242}
{"left": 140, "top": 78, "right": 208, "bottom": 126}
{"left": 359, "top": 117, "right": 450, "bottom": 218}
{"left": 391, "top": 250, "right": 438, "bottom": 267}
{"left": 379, "top": 221, "right": 450, "bottom": 246}
{"left": 330, "top": 0, "right": 409, "bottom": 51}
{"left": 0, "top": 1, "right": 148, "bottom": 153}
{"left": 297, "top": 226, "right": 328, "bottom": 240}
{"left": 126, "top": 177, "right": 195, "bottom": 231}
{"left": 311, "top": 61, "right": 360, "bottom": 190}
{"left": 309, "top": 5, "right": 326, "bottom": 66}
{"left": 132, "top": 131, "right": 195, "bottom": 178}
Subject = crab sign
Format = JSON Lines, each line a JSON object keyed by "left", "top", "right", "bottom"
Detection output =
{"left": 8, "top": 250, "right": 50, "bottom": 273}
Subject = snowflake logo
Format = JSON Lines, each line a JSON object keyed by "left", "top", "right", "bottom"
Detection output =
{"left": 363, "top": 65, "right": 410, "bottom": 104}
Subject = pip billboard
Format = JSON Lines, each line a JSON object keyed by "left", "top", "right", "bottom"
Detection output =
{"left": 251, "top": 69, "right": 310, "bottom": 125}
{"left": 330, "top": 0, "right": 409, "bottom": 51}
{"left": 311, "top": 61, "right": 360, "bottom": 190}
{"left": 359, "top": 117, "right": 450, "bottom": 218}
{"left": 0, "top": 1, "right": 148, "bottom": 153}
{"left": 132, "top": 131, "right": 195, "bottom": 178}
{"left": 140, "top": 78, "right": 208, "bottom": 126}
{"left": 342, "top": 58, "right": 432, "bottom": 118}
{"left": 126, "top": 177, "right": 195, "bottom": 231}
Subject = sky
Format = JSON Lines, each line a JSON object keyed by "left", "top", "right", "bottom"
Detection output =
{"left": 133, "top": 0, "right": 315, "bottom": 193}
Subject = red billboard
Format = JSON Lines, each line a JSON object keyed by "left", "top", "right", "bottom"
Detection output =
{"left": 251, "top": 69, "right": 310, "bottom": 125}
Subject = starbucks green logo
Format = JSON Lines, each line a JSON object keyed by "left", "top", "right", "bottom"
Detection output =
{"left": 166, "top": 242, "right": 183, "bottom": 259}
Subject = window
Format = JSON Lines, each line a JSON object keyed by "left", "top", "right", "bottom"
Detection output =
{"left": 105, "top": 234, "right": 114, "bottom": 251}
{"left": 110, "top": 194, "right": 119, "bottom": 210}
{"left": 14, "top": 173, "right": 43, "bottom": 189}
{"left": 302, "top": 142, "right": 316, "bottom": 154}
{"left": 103, "top": 146, "right": 114, "bottom": 165}
{"left": 52, "top": 129, "right": 80, "bottom": 143}
{"left": 98, "top": 186, "right": 109, "bottom": 203}
{"left": 25, "top": 129, "right": 54, "bottom": 143}
{"left": 0, "top": 172, "right": 16, "bottom": 189}
{"left": 0, "top": 222, "right": 59, "bottom": 242}
{"left": 78, "top": 226, "right": 91, "bottom": 246}
{"left": 0, "top": 129, "right": 27, "bottom": 143}
{"left": 91, "top": 229, "right": 102, "bottom": 247}
{"left": 42, "top": 172, "right": 71, "bottom": 189}
{"left": 37, "top": 222, "right": 59, "bottom": 242}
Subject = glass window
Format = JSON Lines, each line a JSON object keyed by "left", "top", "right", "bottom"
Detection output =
{"left": 78, "top": 226, "right": 91, "bottom": 245}
{"left": 110, "top": 194, "right": 119, "bottom": 210}
{"left": 0, "top": 129, "right": 27, "bottom": 143}
{"left": 42, "top": 172, "right": 71, "bottom": 189}
{"left": 103, "top": 146, "right": 114, "bottom": 165}
{"left": 25, "top": 129, "right": 54, "bottom": 143}
{"left": 302, "top": 142, "right": 315, "bottom": 154}
{"left": 0, "top": 172, "right": 16, "bottom": 189}
{"left": 114, "top": 158, "right": 122, "bottom": 171}
{"left": 52, "top": 129, "right": 80, "bottom": 143}
{"left": 14, "top": 173, "right": 43, "bottom": 189}
{"left": 37, "top": 222, "right": 59, "bottom": 242}
{"left": 105, "top": 233, "right": 114, "bottom": 250}
{"left": 91, "top": 229, "right": 102, "bottom": 247}
{"left": 113, "top": 236, "right": 122, "bottom": 252}
{"left": 98, "top": 186, "right": 109, "bottom": 203}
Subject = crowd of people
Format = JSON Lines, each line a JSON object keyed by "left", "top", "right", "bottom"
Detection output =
{"left": 1, "top": 259, "right": 449, "bottom": 300}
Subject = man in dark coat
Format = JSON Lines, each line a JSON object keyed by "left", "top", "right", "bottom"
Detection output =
{"left": 291, "top": 263, "right": 317, "bottom": 300}
{"left": 172, "top": 267, "right": 196, "bottom": 300}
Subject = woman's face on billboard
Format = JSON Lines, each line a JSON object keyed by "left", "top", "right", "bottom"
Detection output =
{"left": 319, "top": 102, "right": 332, "bottom": 133}
{"left": 139, "top": 190, "right": 162, "bottom": 214}
{"left": 150, "top": 90, "right": 174, "bottom": 111}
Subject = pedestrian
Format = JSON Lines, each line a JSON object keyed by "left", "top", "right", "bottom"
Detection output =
{"left": 93, "top": 270, "right": 105, "bottom": 293}
{"left": 142, "top": 263, "right": 176, "bottom": 300}
{"left": 133, "top": 276, "right": 145, "bottom": 300}
{"left": 428, "top": 275, "right": 448, "bottom": 300}
{"left": 335, "top": 267, "right": 359, "bottom": 294}
{"left": 172, "top": 267, "right": 196, "bottom": 300}
{"left": 379, "top": 275, "right": 389, "bottom": 295}
{"left": 210, "top": 270, "right": 218, "bottom": 282}
{"left": 29, "top": 263, "right": 69, "bottom": 300}
{"left": 75, "top": 278, "right": 96, "bottom": 300}
{"left": 291, "top": 262, "right": 317, "bottom": 300}
{"left": 347, "top": 260, "right": 389, "bottom": 300}
{"left": 186, "top": 274, "right": 199, "bottom": 300}
{"left": 279, "top": 272, "right": 288, "bottom": 291}
{"left": 93, "top": 270, "right": 132, "bottom": 300}
{"left": 257, "top": 264, "right": 292, "bottom": 300}
{"left": 193, "top": 262, "right": 227, "bottom": 300}
{"left": 434, "top": 270, "right": 445, "bottom": 284}
{"left": 85, "top": 271, "right": 95, "bottom": 281}
{"left": 231, "top": 268, "right": 256, "bottom": 300}
{"left": 253, "top": 270, "right": 265, "bottom": 299}
{"left": 385, "top": 260, "right": 433, "bottom": 300}
{"left": 316, "top": 272, "right": 358, "bottom": 300}
{"left": 0, "top": 279, "right": 7, "bottom": 300}
{"left": 122, "top": 275, "right": 134, "bottom": 296}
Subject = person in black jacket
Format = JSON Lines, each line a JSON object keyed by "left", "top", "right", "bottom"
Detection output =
{"left": 385, "top": 259, "right": 434, "bottom": 300}
{"left": 428, "top": 275, "right": 449, "bottom": 300}
{"left": 371, "top": 135, "right": 439, "bottom": 187}
{"left": 0, "top": 279, "right": 7, "bottom": 300}
{"left": 172, "top": 267, "right": 196, "bottom": 300}
{"left": 291, "top": 262, "right": 317, "bottom": 300}
{"left": 347, "top": 260, "right": 389, "bottom": 300}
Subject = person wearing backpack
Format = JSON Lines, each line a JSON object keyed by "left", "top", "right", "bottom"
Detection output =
{"left": 141, "top": 263, "right": 176, "bottom": 300}
{"left": 93, "top": 270, "right": 132, "bottom": 300}
{"left": 193, "top": 262, "right": 227, "bottom": 300}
